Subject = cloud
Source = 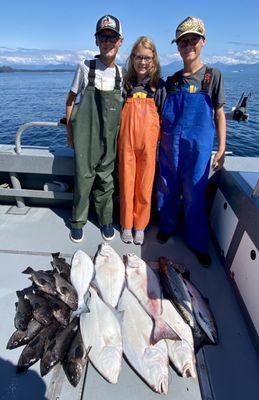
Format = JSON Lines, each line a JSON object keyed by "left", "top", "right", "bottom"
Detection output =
{"left": 203, "top": 49, "right": 259, "bottom": 65}
{"left": 0, "top": 46, "right": 259, "bottom": 67}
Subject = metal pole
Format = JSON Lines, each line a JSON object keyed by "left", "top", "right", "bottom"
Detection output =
{"left": 15, "top": 121, "right": 60, "bottom": 154}
{"left": 9, "top": 172, "right": 26, "bottom": 208}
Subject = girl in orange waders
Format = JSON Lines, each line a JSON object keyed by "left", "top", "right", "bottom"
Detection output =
{"left": 118, "top": 37, "right": 165, "bottom": 245}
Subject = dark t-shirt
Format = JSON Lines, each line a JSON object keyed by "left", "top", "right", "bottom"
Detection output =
{"left": 165, "top": 65, "right": 225, "bottom": 109}
{"left": 123, "top": 77, "right": 166, "bottom": 115}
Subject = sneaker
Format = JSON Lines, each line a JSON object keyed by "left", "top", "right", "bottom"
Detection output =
{"left": 194, "top": 251, "right": 212, "bottom": 267}
{"left": 157, "top": 231, "right": 171, "bottom": 244}
{"left": 121, "top": 228, "right": 133, "bottom": 244}
{"left": 69, "top": 228, "right": 83, "bottom": 243}
{"left": 134, "top": 230, "right": 144, "bottom": 245}
{"left": 101, "top": 224, "right": 115, "bottom": 241}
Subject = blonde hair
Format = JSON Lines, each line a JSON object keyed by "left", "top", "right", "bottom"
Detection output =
{"left": 124, "top": 36, "right": 161, "bottom": 91}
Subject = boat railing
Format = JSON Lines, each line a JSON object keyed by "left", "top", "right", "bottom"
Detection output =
{"left": 15, "top": 120, "right": 65, "bottom": 154}
{"left": 0, "top": 120, "right": 73, "bottom": 210}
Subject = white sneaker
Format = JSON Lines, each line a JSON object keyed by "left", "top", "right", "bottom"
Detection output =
{"left": 134, "top": 230, "right": 144, "bottom": 245}
{"left": 121, "top": 228, "right": 133, "bottom": 244}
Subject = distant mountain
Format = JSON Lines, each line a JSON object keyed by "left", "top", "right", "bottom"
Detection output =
{"left": 161, "top": 62, "right": 259, "bottom": 77}
{"left": 0, "top": 64, "right": 76, "bottom": 72}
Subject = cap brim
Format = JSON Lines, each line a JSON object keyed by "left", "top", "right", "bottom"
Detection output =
{"left": 172, "top": 31, "right": 205, "bottom": 44}
{"left": 95, "top": 27, "right": 122, "bottom": 37}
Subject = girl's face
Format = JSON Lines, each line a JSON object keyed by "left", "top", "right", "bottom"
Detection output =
{"left": 132, "top": 45, "right": 154, "bottom": 81}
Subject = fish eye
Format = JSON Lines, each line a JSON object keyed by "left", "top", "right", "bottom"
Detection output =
{"left": 60, "top": 286, "right": 69, "bottom": 295}
{"left": 75, "top": 345, "right": 84, "bottom": 358}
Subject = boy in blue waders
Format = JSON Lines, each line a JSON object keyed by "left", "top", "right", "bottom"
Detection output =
{"left": 157, "top": 17, "right": 226, "bottom": 266}
{"left": 66, "top": 15, "right": 124, "bottom": 243}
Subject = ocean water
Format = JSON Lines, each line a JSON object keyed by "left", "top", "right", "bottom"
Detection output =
{"left": 0, "top": 70, "right": 258, "bottom": 156}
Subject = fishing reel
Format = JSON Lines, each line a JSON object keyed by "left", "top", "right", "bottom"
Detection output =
{"left": 230, "top": 92, "right": 251, "bottom": 122}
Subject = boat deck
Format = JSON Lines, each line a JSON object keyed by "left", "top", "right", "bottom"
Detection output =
{"left": 0, "top": 204, "right": 258, "bottom": 400}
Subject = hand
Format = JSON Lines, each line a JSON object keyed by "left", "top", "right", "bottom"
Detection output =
{"left": 212, "top": 151, "right": 225, "bottom": 171}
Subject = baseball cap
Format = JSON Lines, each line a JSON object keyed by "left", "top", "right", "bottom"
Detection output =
{"left": 95, "top": 15, "right": 123, "bottom": 37}
{"left": 172, "top": 16, "right": 205, "bottom": 43}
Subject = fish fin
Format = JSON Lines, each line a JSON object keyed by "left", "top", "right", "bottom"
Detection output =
{"left": 22, "top": 267, "right": 34, "bottom": 274}
{"left": 151, "top": 317, "right": 181, "bottom": 345}
{"left": 16, "top": 290, "right": 24, "bottom": 298}
{"left": 51, "top": 252, "right": 60, "bottom": 259}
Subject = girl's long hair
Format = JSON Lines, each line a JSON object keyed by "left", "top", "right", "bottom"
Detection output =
{"left": 124, "top": 36, "right": 161, "bottom": 91}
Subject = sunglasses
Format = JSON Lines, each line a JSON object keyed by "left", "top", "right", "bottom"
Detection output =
{"left": 134, "top": 55, "right": 153, "bottom": 63}
{"left": 177, "top": 35, "right": 202, "bottom": 48}
{"left": 97, "top": 33, "right": 120, "bottom": 43}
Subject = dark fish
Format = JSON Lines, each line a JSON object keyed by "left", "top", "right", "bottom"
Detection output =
{"left": 51, "top": 252, "right": 71, "bottom": 282}
{"left": 159, "top": 257, "right": 195, "bottom": 328}
{"left": 17, "top": 320, "right": 60, "bottom": 373}
{"left": 14, "top": 293, "right": 33, "bottom": 331}
{"left": 42, "top": 293, "right": 71, "bottom": 326}
{"left": 40, "top": 317, "right": 78, "bottom": 377}
{"left": 184, "top": 278, "right": 218, "bottom": 344}
{"left": 63, "top": 330, "right": 90, "bottom": 387}
{"left": 53, "top": 273, "right": 78, "bottom": 311}
{"left": 22, "top": 267, "right": 56, "bottom": 296}
{"left": 7, "top": 319, "right": 42, "bottom": 349}
{"left": 25, "top": 292, "right": 53, "bottom": 326}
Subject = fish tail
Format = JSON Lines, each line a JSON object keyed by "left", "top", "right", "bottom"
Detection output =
{"left": 151, "top": 317, "right": 180, "bottom": 344}
{"left": 22, "top": 266, "right": 34, "bottom": 274}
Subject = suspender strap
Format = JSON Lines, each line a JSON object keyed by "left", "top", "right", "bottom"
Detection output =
{"left": 87, "top": 59, "right": 121, "bottom": 89}
{"left": 200, "top": 67, "right": 213, "bottom": 93}
{"left": 87, "top": 60, "right": 96, "bottom": 87}
{"left": 126, "top": 82, "right": 155, "bottom": 98}
{"left": 166, "top": 71, "right": 181, "bottom": 92}
{"left": 114, "top": 64, "right": 121, "bottom": 90}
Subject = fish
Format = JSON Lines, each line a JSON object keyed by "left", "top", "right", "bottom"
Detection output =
{"left": 125, "top": 253, "right": 180, "bottom": 344}
{"left": 63, "top": 329, "right": 90, "bottom": 387}
{"left": 40, "top": 317, "right": 78, "bottom": 377}
{"left": 7, "top": 329, "right": 28, "bottom": 350}
{"left": 166, "top": 339, "right": 196, "bottom": 378}
{"left": 70, "top": 250, "right": 94, "bottom": 313}
{"left": 159, "top": 257, "right": 195, "bottom": 328}
{"left": 51, "top": 252, "right": 71, "bottom": 282}
{"left": 24, "top": 291, "right": 53, "bottom": 326}
{"left": 22, "top": 267, "right": 56, "bottom": 296}
{"left": 94, "top": 243, "right": 125, "bottom": 308}
{"left": 161, "top": 297, "right": 194, "bottom": 350}
{"left": 118, "top": 288, "right": 169, "bottom": 394}
{"left": 41, "top": 293, "right": 71, "bottom": 327}
{"left": 183, "top": 278, "right": 218, "bottom": 344}
{"left": 53, "top": 272, "right": 78, "bottom": 311}
{"left": 14, "top": 292, "right": 33, "bottom": 331}
{"left": 80, "top": 287, "right": 122, "bottom": 384}
{"left": 6, "top": 319, "right": 42, "bottom": 350}
{"left": 17, "top": 320, "right": 60, "bottom": 372}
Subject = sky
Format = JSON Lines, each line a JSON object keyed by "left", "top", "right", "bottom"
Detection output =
{"left": 1, "top": 0, "right": 259, "bottom": 66}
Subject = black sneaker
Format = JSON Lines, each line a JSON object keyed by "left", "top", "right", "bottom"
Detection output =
{"left": 101, "top": 224, "right": 115, "bottom": 241}
{"left": 69, "top": 228, "right": 83, "bottom": 243}
{"left": 194, "top": 251, "right": 212, "bottom": 267}
{"left": 157, "top": 231, "right": 171, "bottom": 243}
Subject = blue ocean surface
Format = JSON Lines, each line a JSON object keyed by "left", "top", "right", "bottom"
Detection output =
{"left": 0, "top": 70, "right": 258, "bottom": 156}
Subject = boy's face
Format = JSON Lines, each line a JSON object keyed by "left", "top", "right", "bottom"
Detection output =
{"left": 177, "top": 34, "right": 205, "bottom": 62}
{"left": 96, "top": 29, "right": 123, "bottom": 59}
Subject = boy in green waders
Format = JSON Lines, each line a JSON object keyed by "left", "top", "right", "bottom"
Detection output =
{"left": 66, "top": 15, "right": 124, "bottom": 243}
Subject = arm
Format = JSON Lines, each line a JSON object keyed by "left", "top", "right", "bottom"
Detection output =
{"left": 66, "top": 90, "right": 77, "bottom": 148}
{"left": 212, "top": 106, "right": 226, "bottom": 171}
